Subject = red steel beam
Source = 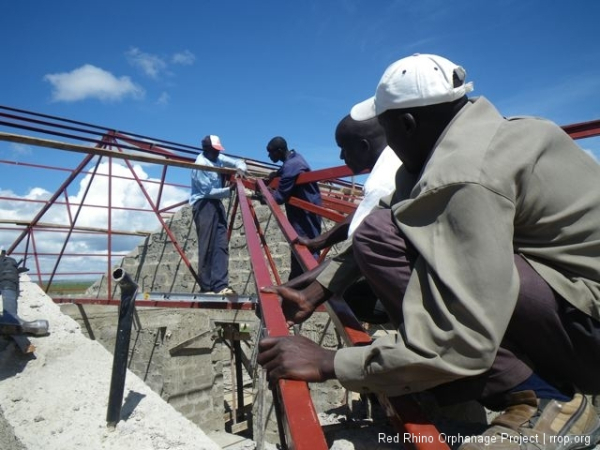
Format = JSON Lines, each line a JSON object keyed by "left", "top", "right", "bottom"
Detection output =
{"left": 295, "top": 165, "right": 355, "bottom": 185}
{"left": 110, "top": 131, "right": 191, "bottom": 161}
{"left": 562, "top": 119, "right": 600, "bottom": 140}
{"left": 319, "top": 195, "right": 359, "bottom": 216}
{"left": 234, "top": 179, "right": 329, "bottom": 450}
{"left": 6, "top": 152, "right": 95, "bottom": 255}
{"left": 0, "top": 158, "right": 188, "bottom": 189}
{"left": 287, "top": 197, "right": 347, "bottom": 223}
{"left": 255, "top": 181, "right": 450, "bottom": 450}
{"left": 241, "top": 194, "right": 283, "bottom": 286}
{"left": 46, "top": 155, "right": 105, "bottom": 294}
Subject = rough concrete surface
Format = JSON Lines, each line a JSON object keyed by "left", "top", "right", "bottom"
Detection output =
{"left": 0, "top": 275, "right": 221, "bottom": 450}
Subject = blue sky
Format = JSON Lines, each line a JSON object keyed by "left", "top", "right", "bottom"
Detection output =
{"left": 1, "top": 0, "right": 600, "bottom": 278}
{"left": 2, "top": 0, "right": 600, "bottom": 170}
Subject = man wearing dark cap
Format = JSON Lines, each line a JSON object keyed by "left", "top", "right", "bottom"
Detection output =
{"left": 266, "top": 136, "right": 322, "bottom": 280}
{"left": 190, "top": 135, "right": 247, "bottom": 295}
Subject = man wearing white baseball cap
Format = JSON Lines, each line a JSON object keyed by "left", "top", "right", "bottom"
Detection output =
{"left": 258, "top": 54, "right": 600, "bottom": 448}
{"left": 190, "top": 135, "right": 247, "bottom": 296}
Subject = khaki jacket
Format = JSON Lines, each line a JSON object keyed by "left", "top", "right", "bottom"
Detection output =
{"left": 318, "top": 97, "right": 600, "bottom": 396}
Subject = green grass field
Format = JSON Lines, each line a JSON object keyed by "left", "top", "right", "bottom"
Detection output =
{"left": 40, "top": 280, "right": 95, "bottom": 296}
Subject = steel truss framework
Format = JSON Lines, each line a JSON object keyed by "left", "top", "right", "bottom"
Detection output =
{"left": 1, "top": 105, "right": 600, "bottom": 450}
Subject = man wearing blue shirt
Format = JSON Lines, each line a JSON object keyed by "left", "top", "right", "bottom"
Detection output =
{"left": 266, "top": 136, "right": 322, "bottom": 279}
{"left": 190, "top": 135, "right": 247, "bottom": 295}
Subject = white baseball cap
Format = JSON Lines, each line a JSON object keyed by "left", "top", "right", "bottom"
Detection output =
{"left": 351, "top": 53, "right": 474, "bottom": 121}
{"left": 201, "top": 135, "right": 225, "bottom": 151}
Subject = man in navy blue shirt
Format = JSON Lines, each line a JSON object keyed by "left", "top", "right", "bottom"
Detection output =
{"left": 266, "top": 136, "right": 322, "bottom": 280}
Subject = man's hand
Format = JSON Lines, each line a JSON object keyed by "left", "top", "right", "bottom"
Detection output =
{"left": 235, "top": 167, "right": 246, "bottom": 179}
{"left": 250, "top": 192, "right": 267, "bottom": 205}
{"left": 257, "top": 335, "right": 336, "bottom": 383}
{"left": 292, "top": 235, "right": 322, "bottom": 253}
{"left": 261, "top": 285, "right": 317, "bottom": 326}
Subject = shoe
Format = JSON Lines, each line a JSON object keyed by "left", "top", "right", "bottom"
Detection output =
{"left": 459, "top": 390, "right": 600, "bottom": 450}
{"left": 200, "top": 290, "right": 215, "bottom": 295}
{"left": 216, "top": 287, "right": 236, "bottom": 295}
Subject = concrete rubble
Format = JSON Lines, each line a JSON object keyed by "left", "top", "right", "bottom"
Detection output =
{"left": 0, "top": 275, "right": 221, "bottom": 450}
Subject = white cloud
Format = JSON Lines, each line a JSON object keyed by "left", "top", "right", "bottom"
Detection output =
{"left": 157, "top": 92, "right": 170, "bottom": 105}
{"left": 172, "top": 50, "right": 195, "bottom": 65}
{"left": 497, "top": 72, "right": 600, "bottom": 123}
{"left": 126, "top": 47, "right": 167, "bottom": 79}
{"left": 0, "top": 143, "right": 33, "bottom": 159}
{"left": 68, "top": 161, "right": 188, "bottom": 233}
{"left": 44, "top": 64, "right": 145, "bottom": 102}
{"left": 0, "top": 160, "right": 189, "bottom": 280}
{"left": 10, "top": 143, "right": 32, "bottom": 156}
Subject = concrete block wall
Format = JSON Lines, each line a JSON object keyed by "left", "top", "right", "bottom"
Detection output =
{"left": 86, "top": 199, "right": 297, "bottom": 298}
{"left": 61, "top": 302, "right": 347, "bottom": 442}
{"left": 61, "top": 304, "right": 232, "bottom": 432}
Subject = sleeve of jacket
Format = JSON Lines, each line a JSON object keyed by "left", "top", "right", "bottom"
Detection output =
{"left": 315, "top": 241, "right": 363, "bottom": 293}
{"left": 272, "top": 161, "right": 301, "bottom": 205}
{"left": 334, "top": 183, "right": 519, "bottom": 397}
{"left": 220, "top": 154, "right": 247, "bottom": 173}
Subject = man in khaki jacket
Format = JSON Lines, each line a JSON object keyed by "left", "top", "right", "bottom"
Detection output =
{"left": 258, "top": 54, "right": 600, "bottom": 449}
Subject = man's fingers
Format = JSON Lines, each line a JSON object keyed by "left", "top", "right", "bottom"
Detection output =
{"left": 258, "top": 336, "right": 279, "bottom": 352}
{"left": 274, "top": 285, "right": 294, "bottom": 296}
{"left": 260, "top": 285, "right": 278, "bottom": 294}
{"left": 257, "top": 337, "right": 287, "bottom": 383}
{"left": 260, "top": 285, "right": 294, "bottom": 299}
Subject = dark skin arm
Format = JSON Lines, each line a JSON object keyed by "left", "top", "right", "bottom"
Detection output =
{"left": 257, "top": 335, "right": 336, "bottom": 383}
{"left": 275, "top": 259, "right": 331, "bottom": 291}
{"left": 293, "top": 212, "right": 355, "bottom": 252}
{"left": 258, "top": 277, "right": 336, "bottom": 383}
{"left": 261, "top": 279, "right": 332, "bottom": 326}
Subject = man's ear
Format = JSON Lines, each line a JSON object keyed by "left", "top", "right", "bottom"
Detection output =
{"left": 401, "top": 113, "right": 417, "bottom": 136}
{"left": 359, "top": 138, "right": 370, "bottom": 153}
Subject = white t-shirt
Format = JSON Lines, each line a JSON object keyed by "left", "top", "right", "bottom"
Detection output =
{"left": 347, "top": 146, "right": 402, "bottom": 237}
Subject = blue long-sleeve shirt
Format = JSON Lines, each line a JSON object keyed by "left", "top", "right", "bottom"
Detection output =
{"left": 272, "top": 150, "right": 322, "bottom": 239}
{"left": 189, "top": 152, "right": 247, "bottom": 205}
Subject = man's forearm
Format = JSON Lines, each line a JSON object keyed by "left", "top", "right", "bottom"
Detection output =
{"left": 283, "top": 259, "right": 331, "bottom": 290}
{"left": 301, "top": 279, "right": 333, "bottom": 308}
{"left": 300, "top": 213, "right": 354, "bottom": 251}
{"left": 314, "top": 218, "right": 351, "bottom": 249}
